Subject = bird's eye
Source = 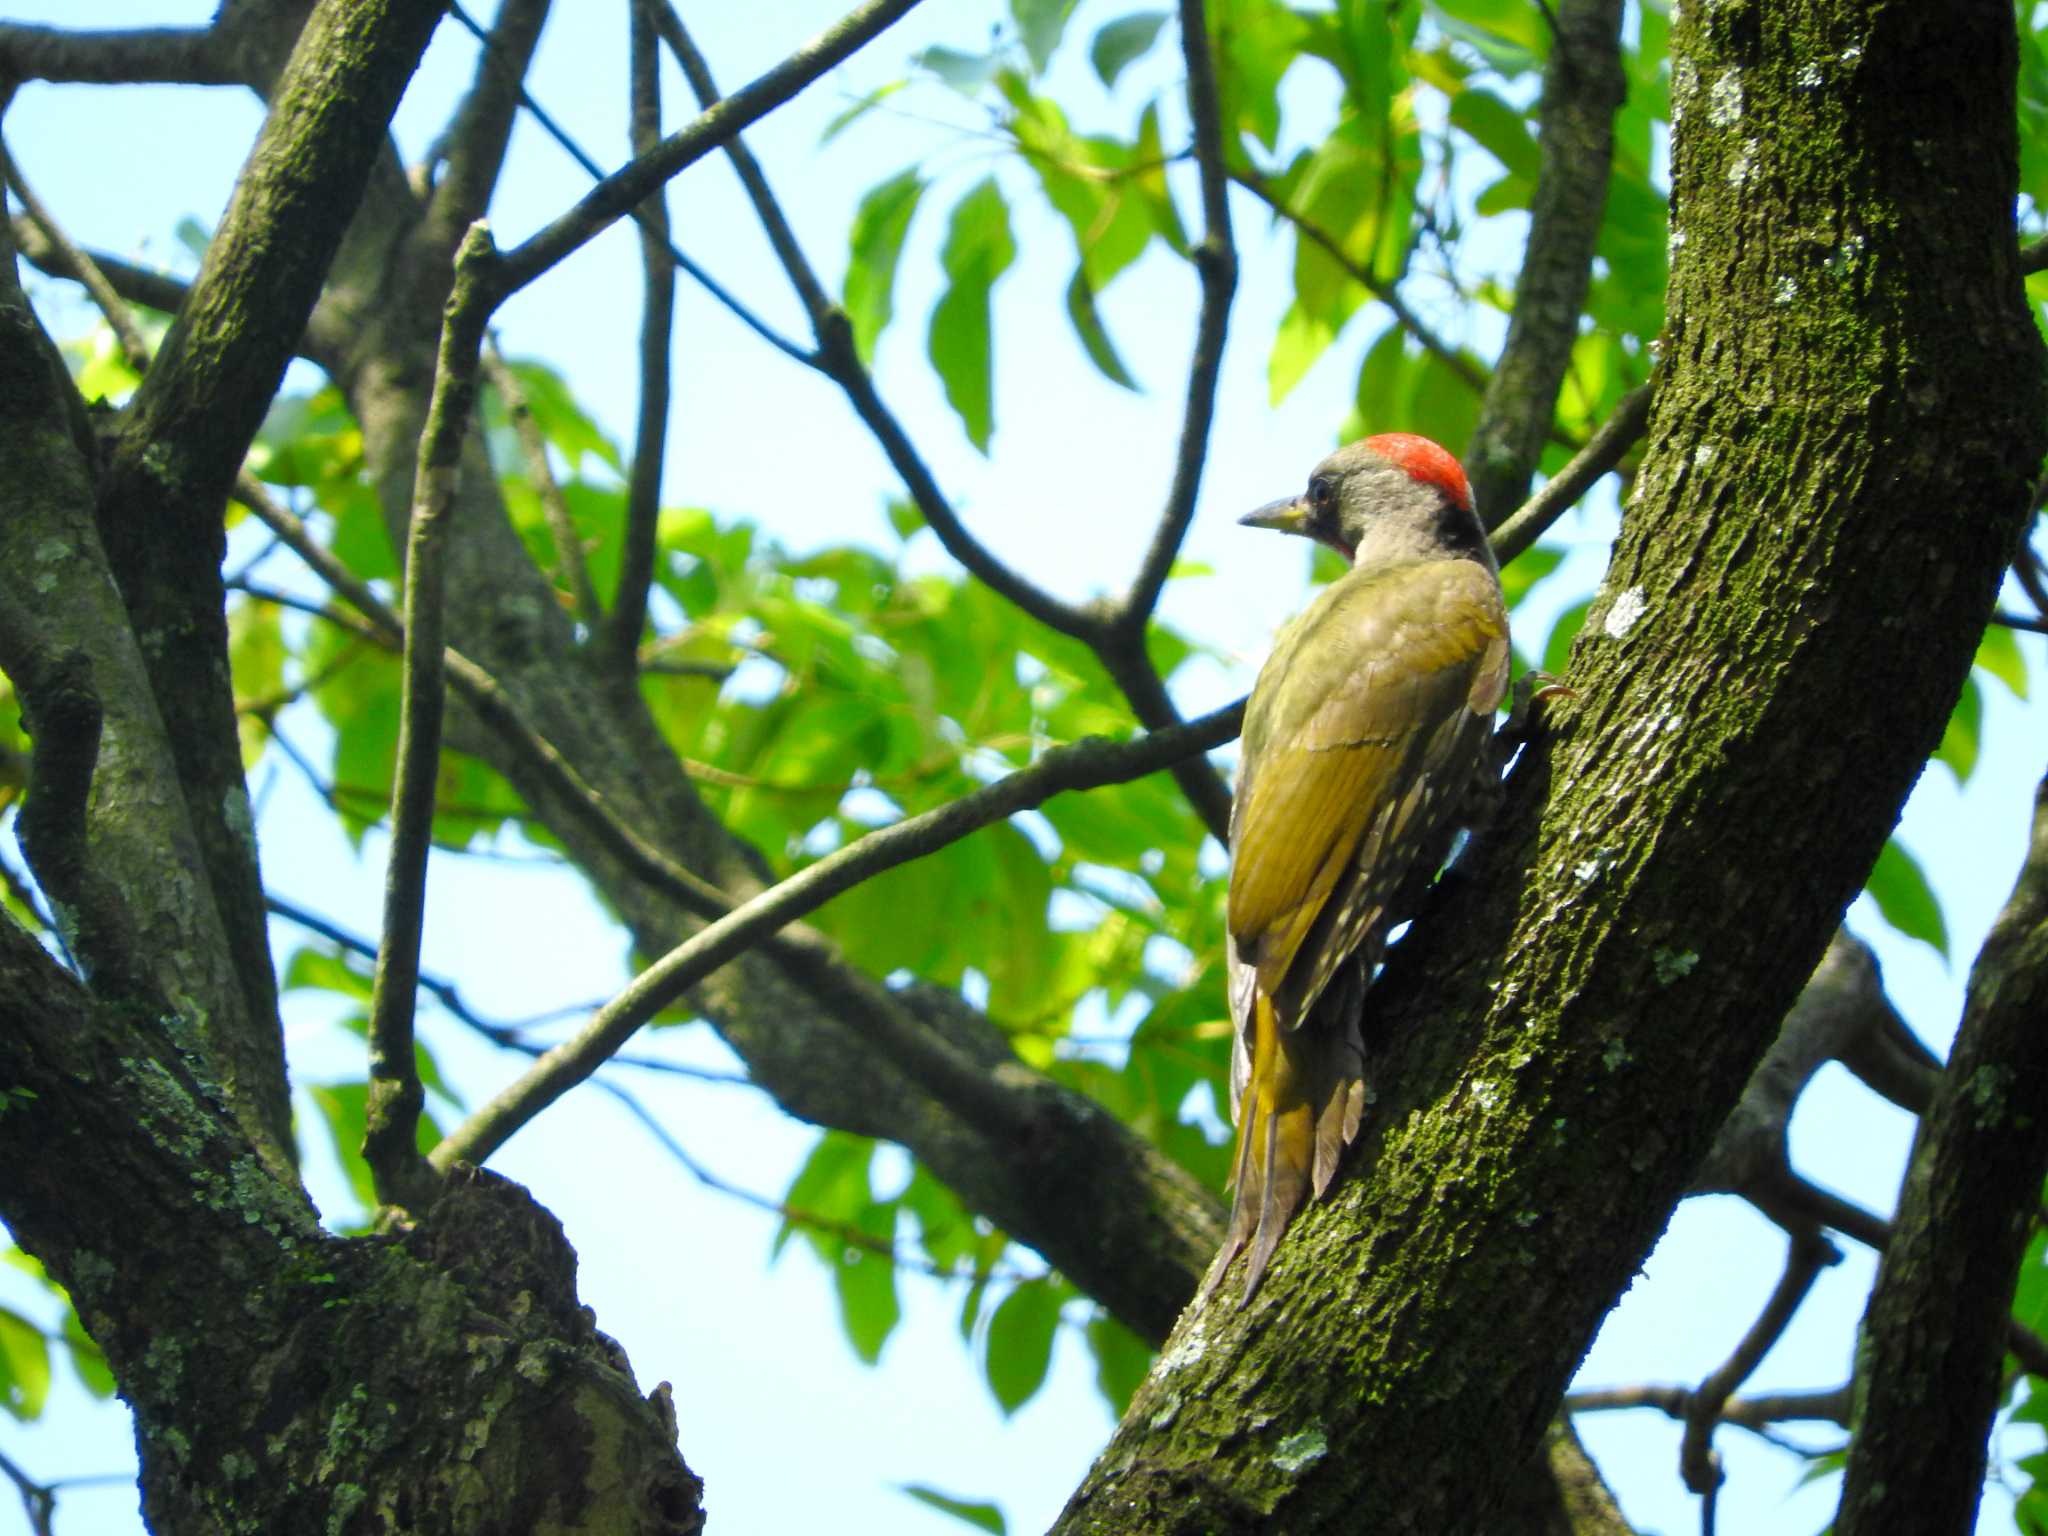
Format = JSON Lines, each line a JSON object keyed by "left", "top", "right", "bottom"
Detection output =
{"left": 1307, "top": 475, "right": 1335, "bottom": 510}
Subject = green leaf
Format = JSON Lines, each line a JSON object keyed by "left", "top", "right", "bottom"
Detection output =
{"left": 1424, "top": 0, "right": 1548, "bottom": 74}
{"left": 886, "top": 497, "right": 924, "bottom": 540}
{"left": 61, "top": 1305, "right": 114, "bottom": 1399}
{"left": 1012, "top": 0, "right": 1079, "bottom": 72}
{"left": 916, "top": 45, "right": 1003, "bottom": 94}
{"left": 1865, "top": 839, "right": 1949, "bottom": 959}
{"left": 1978, "top": 620, "right": 2032, "bottom": 699}
{"left": 1934, "top": 673, "right": 1982, "bottom": 785}
{"left": 0, "top": 1305, "right": 51, "bottom": 1421}
{"left": 901, "top": 1485, "right": 1008, "bottom": 1534}
{"left": 1090, "top": 12, "right": 1170, "bottom": 87}
{"left": 845, "top": 170, "right": 926, "bottom": 363}
{"left": 928, "top": 179, "right": 1017, "bottom": 453}
{"left": 834, "top": 1228, "right": 902, "bottom": 1365}
{"left": 1499, "top": 545, "right": 1564, "bottom": 610}
{"left": 822, "top": 80, "right": 906, "bottom": 144}
{"left": 1449, "top": 87, "right": 1541, "bottom": 181}
{"left": 227, "top": 596, "right": 286, "bottom": 766}
{"left": 306, "top": 1082, "right": 444, "bottom": 1220}
{"left": 984, "top": 1274, "right": 1063, "bottom": 1414}
{"left": 1541, "top": 597, "right": 1592, "bottom": 676}
{"left": 776, "top": 1131, "right": 876, "bottom": 1262}
{"left": 1271, "top": 299, "right": 1338, "bottom": 405}
{"left": 1065, "top": 268, "right": 1139, "bottom": 390}
{"left": 1085, "top": 1310, "right": 1154, "bottom": 1415}
{"left": 503, "top": 358, "right": 624, "bottom": 475}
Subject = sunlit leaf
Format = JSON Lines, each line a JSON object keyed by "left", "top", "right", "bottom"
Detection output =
{"left": 916, "top": 45, "right": 1003, "bottom": 94}
{"left": 0, "top": 1304, "right": 52, "bottom": 1420}
{"left": 1065, "top": 269, "right": 1139, "bottom": 389}
{"left": 929, "top": 179, "right": 1017, "bottom": 453}
{"left": 1012, "top": 0, "right": 1079, "bottom": 73}
{"left": 845, "top": 170, "right": 926, "bottom": 363}
{"left": 1499, "top": 545, "right": 1564, "bottom": 610}
{"left": 1934, "top": 674, "right": 1982, "bottom": 786}
{"left": 1865, "top": 839, "right": 1949, "bottom": 959}
{"left": 1541, "top": 597, "right": 1592, "bottom": 676}
{"left": 1091, "top": 11, "right": 1169, "bottom": 87}
{"left": 834, "top": 1223, "right": 902, "bottom": 1365}
{"left": 1978, "top": 621, "right": 2032, "bottom": 699}
{"left": 901, "top": 1485, "right": 1008, "bottom": 1534}
{"left": 1449, "top": 87, "right": 1541, "bottom": 182}
{"left": 984, "top": 1274, "right": 1063, "bottom": 1414}
{"left": 822, "top": 80, "right": 906, "bottom": 144}
{"left": 1085, "top": 1310, "right": 1153, "bottom": 1415}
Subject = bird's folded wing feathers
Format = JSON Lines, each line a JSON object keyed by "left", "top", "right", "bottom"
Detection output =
{"left": 1227, "top": 560, "right": 1509, "bottom": 1024}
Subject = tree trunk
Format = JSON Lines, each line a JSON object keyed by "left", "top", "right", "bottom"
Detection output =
{"left": 1051, "top": 0, "right": 2045, "bottom": 1528}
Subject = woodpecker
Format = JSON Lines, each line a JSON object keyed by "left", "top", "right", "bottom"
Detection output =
{"left": 1211, "top": 433, "right": 1509, "bottom": 1301}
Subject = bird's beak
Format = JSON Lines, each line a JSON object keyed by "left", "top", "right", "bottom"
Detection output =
{"left": 1239, "top": 495, "right": 1308, "bottom": 534}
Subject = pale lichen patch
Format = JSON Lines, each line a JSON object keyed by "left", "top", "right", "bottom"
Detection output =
{"left": 1271, "top": 1424, "right": 1328, "bottom": 1475}
{"left": 1604, "top": 587, "right": 1647, "bottom": 639}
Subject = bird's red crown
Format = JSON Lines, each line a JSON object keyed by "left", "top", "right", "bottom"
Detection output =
{"left": 1361, "top": 433, "right": 1473, "bottom": 512}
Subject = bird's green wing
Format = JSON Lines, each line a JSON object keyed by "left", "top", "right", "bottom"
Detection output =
{"left": 1227, "top": 557, "right": 1508, "bottom": 1024}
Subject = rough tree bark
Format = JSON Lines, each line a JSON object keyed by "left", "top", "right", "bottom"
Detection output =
{"left": 1051, "top": 0, "right": 2046, "bottom": 1528}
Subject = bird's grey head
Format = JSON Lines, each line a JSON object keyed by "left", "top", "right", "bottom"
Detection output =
{"left": 1241, "top": 434, "right": 1493, "bottom": 571}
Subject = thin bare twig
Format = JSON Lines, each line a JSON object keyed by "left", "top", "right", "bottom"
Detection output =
{"left": 656, "top": 1, "right": 1232, "bottom": 838}
{"left": 1, "top": 142, "right": 152, "bottom": 373}
{"left": 497, "top": 0, "right": 928, "bottom": 294}
{"left": 267, "top": 893, "right": 741, "bottom": 1083}
{"left": 11, "top": 216, "right": 192, "bottom": 321}
{"left": 0, "top": 1442, "right": 54, "bottom": 1536}
{"left": 1491, "top": 382, "right": 1652, "bottom": 562}
{"left": 1112, "top": 0, "right": 1236, "bottom": 631}
{"left": 1679, "top": 1227, "right": 1839, "bottom": 1496}
{"left": 610, "top": 0, "right": 678, "bottom": 669}
{"left": 363, "top": 223, "right": 498, "bottom": 1213}
{"left": 1565, "top": 1383, "right": 1852, "bottom": 1433}
{"left": 430, "top": 695, "right": 1246, "bottom": 1172}
{"left": 480, "top": 342, "right": 604, "bottom": 627}
{"left": 442, "top": 0, "right": 813, "bottom": 364}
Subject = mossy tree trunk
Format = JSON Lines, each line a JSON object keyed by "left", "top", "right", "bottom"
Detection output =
{"left": 1051, "top": 1, "right": 2046, "bottom": 1529}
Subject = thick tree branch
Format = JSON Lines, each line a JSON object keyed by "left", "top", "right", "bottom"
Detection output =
{"left": 433, "top": 697, "right": 1244, "bottom": 1170}
{"left": 91, "top": 0, "right": 448, "bottom": 1170}
{"left": 0, "top": 914, "right": 703, "bottom": 1533}
{"left": 1464, "top": 0, "right": 1625, "bottom": 524}
{"left": 0, "top": 23, "right": 236, "bottom": 85}
{"left": 609, "top": 0, "right": 677, "bottom": 670}
{"left": 364, "top": 226, "right": 497, "bottom": 1213}
{"left": 1837, "top": 767, "right": 2048, "bottom": 1534}
{"left": 422, "top": 0, "right": 551, "bottom": 257}
{"left": 0, "top": 220, "right": 294, "bottom": 1172}
{"left": 495, "top": 0, "right": 926, "bottom": 294}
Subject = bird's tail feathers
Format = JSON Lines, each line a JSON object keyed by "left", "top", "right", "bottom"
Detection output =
{"left": 1200, "top": 992, "right": 1366, "bottom": 1306}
